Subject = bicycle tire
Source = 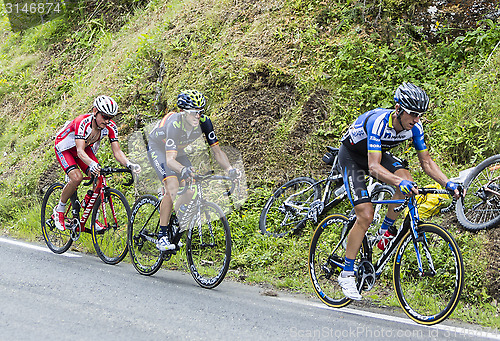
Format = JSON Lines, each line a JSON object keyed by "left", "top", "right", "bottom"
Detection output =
{"left": 128, "top": 195, "right": 164, "bottom": 276}
{"left": 186, "top": 202, "right": 231, "bottom": 289}
{"left": 259, "top": 177, "right": 321, "bottom": 237}
{"left": 41, "top": 182, "right": 73, "bottom": 254}
{"left": 309, "top": 214, "right": 358, "bottom": 308}
{"left": 393, "top": 223, "right": 464, "bottom": 325}
{"left": 91, "top": 188, "right": 131, "bottom": 265}
{"left": 456, "top": 154, "right": 500, "bottom": 231}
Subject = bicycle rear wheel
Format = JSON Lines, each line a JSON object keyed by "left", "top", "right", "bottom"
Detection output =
{"left": 393, "top": 223, "right": 464, "bottom": 325}
{"left": 309, "top": 214, "right": 357, "bottom": 307}
{"left": 456, "top": 154, "right": 500, "bottom": 231}
{"left": 41, "top": 182, "right": 73, "bottom": 254}
{"left": 128, "top": 195, "right": 164, "bottom": 276}
{"left": 259, "top": 177, "right": 321, "bottom": 237}
{"left": 186, "top": 202, "right": 231, "bottom": 289}
{"left": 91, "top": 188, "right": 130, "bottom": 265}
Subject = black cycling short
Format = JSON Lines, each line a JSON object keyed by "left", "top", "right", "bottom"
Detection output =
{"left": 147, "top": 142, "right": 191, "bottom": 182}
{"left": 338, "top": 145, "right": 407, "bottom": 206}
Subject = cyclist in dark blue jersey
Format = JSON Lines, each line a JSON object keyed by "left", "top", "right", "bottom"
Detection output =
{"left": 337, "top": 82, "right": 461, "bottom": 300}
{"left": 147, "top": 90, "right": 239, "bottom": 251}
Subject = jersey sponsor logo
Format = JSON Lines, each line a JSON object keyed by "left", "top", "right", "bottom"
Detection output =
{"left": 350, "top": 129, "right": 366, "bottom": 138}
{"left": 165, "top": 139, "right": 175, "bottom": 148}
{"left": 173, "top": 121, "right": 181, "bottom": 129}
{"left": 208, "top": 131, "right": 216, "bottom": 141}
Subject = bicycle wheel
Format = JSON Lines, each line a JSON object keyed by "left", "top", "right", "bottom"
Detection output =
{"left": 128, "top": 195, "right": 164, "bottom": 276}
{"left": 186, "top": 202, "right": 231, "bottom": 289}
{"left": 259, "top": 177, "right": 321, "bottom": 237}
{"left": 456, "top": 154, "right": 500, "bottom": 231}
{"left": 309, "top": 214, "right": 359, "bottom": 307}
{"left": 91, "top": 188, "right": 131, "bottom": 265}
{"left": 41, "top": 182, "right": 73, "bottom": 254}
{"left": 393, "top": 223, "right": 464, "bottom": 325}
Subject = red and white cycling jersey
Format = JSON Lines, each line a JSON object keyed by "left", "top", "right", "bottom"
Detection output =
{"left": 55, "top": 113, "right": 119, "bottom": 154}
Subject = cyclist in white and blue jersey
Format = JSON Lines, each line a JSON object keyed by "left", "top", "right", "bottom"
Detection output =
{"left": 337, "top": 82, "right": 461, "bottom": 301}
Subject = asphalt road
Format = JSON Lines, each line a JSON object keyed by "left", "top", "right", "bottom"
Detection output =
{"left": 1, "top": 236, "right": 499, "bottom": 341}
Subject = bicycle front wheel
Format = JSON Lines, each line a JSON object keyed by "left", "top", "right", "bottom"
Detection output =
{"left": 393, "top": 223, "right": 464, "bottom": 325}
{"left": 41, "top": 182, "right": 73, "bottom": 254}
{"left": 128, "top": 195, "right": 164, "bottom": 276}
{"left": 186, "top": 202, "right": 231, "bottom": 289}
{"left": 309, "top": 214, "right": 355, "bottom": 308}
{"left": 91, "top": 188, "right": 131, "bottom": 265}
{"left": 259, "top": 177, "right": 321, "bottom": 237}
{"left": 456, "top": 154, "right": 500, "bottom": 231}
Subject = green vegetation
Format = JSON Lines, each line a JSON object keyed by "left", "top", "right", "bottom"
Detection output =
{"left": 0, "top": 0, "right": 499, "bottom": 327}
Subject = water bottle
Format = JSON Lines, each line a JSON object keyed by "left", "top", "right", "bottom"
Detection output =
{"left": 334, "top": 184, "right": 346, "bottom": 198}
{"left": 82, "top": 190, "right": 93, "bottom": 208}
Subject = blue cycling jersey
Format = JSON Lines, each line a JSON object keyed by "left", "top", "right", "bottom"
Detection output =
{"left": 341, "top": 108, "right": 427, "bottom": 154}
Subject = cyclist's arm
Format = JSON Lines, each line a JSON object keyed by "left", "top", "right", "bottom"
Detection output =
{"left": 367, "top": 151, "right": 405, "bottom": 187}
{"left": 210, "top": 143, "right": 232, "bottom": 172}
{"left": 417, "top": 150, "right": 460, "bottom": 198}
{"left": 165, "top": 150, "right": 185, "bottom": 174}
{"left": 75, "top": 139, "right": 96, "bottom": 167}
{"left": 110, "top": 140, "right": 130, "bottom": 168}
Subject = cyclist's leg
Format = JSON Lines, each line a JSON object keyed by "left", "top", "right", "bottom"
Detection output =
{"left": 54, "top": 148, "right": 83, "bottom": 229}
{"left": 171, "top": 155, "right": 194, "bottom": 213}
{"left": 55, "top": 149, "right": 84, "bottom": 203}
{"left": 338, "top": 146, "right": 372, "bottom": 300}
{"left": 147, "top": 144, "right": 179, "bottom": 250}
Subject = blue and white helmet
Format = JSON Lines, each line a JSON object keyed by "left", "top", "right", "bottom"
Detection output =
{"left": 93, "top": 95, "right": 118, "bottom": 117}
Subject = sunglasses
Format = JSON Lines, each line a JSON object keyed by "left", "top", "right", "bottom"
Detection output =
{"left": 401, "top": 107, "right": 424, "bottom": 118}
{"left": 186, "top": 109, "right": 204, "bottom": 116}
{"left": 99, "top": 112, "right": 114, "bottom": 120}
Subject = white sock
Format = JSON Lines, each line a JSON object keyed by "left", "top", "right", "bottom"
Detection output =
{"left": 56, "top": 201, "right": 66, "bottom": 213}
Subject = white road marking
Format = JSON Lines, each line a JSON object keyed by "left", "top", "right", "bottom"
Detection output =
{"left": 0, "top": 237, "right": 82, "bottom": 258}
{"left": 277, "top": 296, "right": 500, "bottom": 340}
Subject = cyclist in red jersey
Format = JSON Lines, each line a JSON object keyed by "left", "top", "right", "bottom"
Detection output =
{"left": 53, "top": 95, "right": 141, "bottom": 231}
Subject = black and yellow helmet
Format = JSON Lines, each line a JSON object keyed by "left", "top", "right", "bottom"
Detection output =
{"left": 177, "top": 90, "right": 206, "bottom": 110}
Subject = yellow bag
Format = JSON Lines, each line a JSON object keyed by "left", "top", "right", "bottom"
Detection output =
{"left": 405, "top": 183, "right": 450, "bottom": 219}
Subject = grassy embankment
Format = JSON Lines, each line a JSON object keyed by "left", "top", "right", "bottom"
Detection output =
{"left": 0, "top": 0, "right": 499, "bottom": 327}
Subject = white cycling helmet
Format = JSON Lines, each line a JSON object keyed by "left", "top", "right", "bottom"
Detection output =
{"left": 93, "top": 95, "right": 118, "bottom": 117}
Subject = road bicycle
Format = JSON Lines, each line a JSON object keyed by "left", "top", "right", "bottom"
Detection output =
{"left": 308, "top": 187, "right": 464, "bottom": 325}
{"left": 41, "top": 167, "right": 133, "bottom": 265}
{"left": 259, "top": 146, "right": 394, "bottom": 237}
{"left": 128, "top": 172, "right": 235, "bottom": 289}
{"left": 456, "top": 154, "right": 500, "bottom": 231}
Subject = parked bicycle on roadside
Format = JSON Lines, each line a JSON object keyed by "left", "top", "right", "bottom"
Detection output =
{"left": 259, "top": 146, "right": 395, "bottom": 237}
{"left": 41, "top": 167, "right": 134, "bottom": 264}
{"left": 456, "top": 154, "right": 500, "bottom": 231}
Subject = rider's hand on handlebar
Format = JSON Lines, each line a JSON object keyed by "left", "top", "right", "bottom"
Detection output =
{"left": 89, "top": 161, "right": 101, "bottom": 177}
{"left": 180, "top": 166, "right": 195, "bottom": 180}
{"left": 127, "top": 162, "right": 141, "bottom": 174}
{"left": 399, "top": 180, "right": 418, "bottom": 197}
{"left": 228, "top": 168, "right": 241, "bottom": 179}
{"left": 446, "top": 181, "right": 462, "bottom": 199}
